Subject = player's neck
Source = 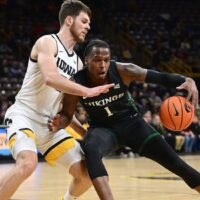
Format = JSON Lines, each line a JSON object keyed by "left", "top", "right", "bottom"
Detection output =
{"left": 89, "top": 76, "right": 108, "bottom": 87}
{"left": 57, "top": 29, "right": 76, "bottom": 53}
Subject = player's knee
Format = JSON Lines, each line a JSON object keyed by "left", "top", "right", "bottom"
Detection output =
{"left": 73, "top": 167, "right": 88, "bottom": 180}
{"left": 83, "top": 142, "right": 101, "bottom": 158}
{"left": 80, "top": 167, "right": 90, "bottom": 180}
{"left": 18, "top": 160, "right": 37, "bottom": 179}
{"left": 17, "top": 152, "right": 38, "bottom": 179}
{"left": 81, "top": 141, "right": 108, "bottom": 179}
{"left": 70, "top": 161, "right": 91, "bottom": 183}
{"left": 77, "top": 171, "right": 91, "bottom": 185}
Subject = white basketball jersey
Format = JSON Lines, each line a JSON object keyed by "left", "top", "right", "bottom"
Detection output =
{"left": 9, "top": 34, "right": 79, "bottom": 124}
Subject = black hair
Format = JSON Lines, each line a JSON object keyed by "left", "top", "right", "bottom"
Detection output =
{"left": 83, "top": 39, "right": 110, "bottom": 58}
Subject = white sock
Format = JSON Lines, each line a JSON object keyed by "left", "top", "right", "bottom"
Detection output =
{"left": 63, "top": 191, "right": 78, "bottom": 200}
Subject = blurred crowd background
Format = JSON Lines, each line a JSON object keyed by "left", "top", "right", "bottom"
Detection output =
{"left": 0, "top": 0, "right": 200, "bottom": 157}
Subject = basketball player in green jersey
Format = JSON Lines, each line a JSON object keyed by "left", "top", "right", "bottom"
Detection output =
{"left": 0, "top": 2, "right": 114, "bottom": 200}
{"left": 49, "top": 39, "right": 200, "bottom": 200}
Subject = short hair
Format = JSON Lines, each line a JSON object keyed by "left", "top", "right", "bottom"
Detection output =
{"left": 83, "top": 39, "right": 110, "bottom": 58}
{"left": 59, "top": 0, "right": 91, "bottom": 26}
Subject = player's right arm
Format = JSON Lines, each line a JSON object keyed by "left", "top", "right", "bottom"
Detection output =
{"left": 32, "top": 35, "right": 114, "bottom": 97}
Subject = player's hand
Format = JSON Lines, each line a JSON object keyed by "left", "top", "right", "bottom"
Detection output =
{"left": 85, "top": 83, "right": 115, "bottom": 98}
{"left": 176, "top": 78, "right": 199, "bottom": 108}
{"left": 48, "top": 114, "right": 61, "bottom": 132}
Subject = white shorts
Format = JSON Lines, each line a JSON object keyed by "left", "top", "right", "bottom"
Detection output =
{"left": 5, "top": 109, "right": 84, "bottom": 169}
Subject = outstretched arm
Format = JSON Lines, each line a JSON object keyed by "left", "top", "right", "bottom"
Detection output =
{"left": 116, "top": 62, "right": 198, "bottom": 107}
{"left": 34, "top": 35, "right": 114, "bottom": 97}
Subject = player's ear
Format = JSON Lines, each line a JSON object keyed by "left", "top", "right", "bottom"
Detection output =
{"left": 84, "top": 58, "right": 87, "bottom": 65}
{"left": 65, "top": 16, "right": 73, "bottom": 26}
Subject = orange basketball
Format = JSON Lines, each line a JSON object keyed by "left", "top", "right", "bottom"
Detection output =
{"left": 159, "top": 96, "right": 194, "bottom": 131}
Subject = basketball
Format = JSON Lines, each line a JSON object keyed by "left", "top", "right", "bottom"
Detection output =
{"left": 159, "top": 96, "right": 194, "bottom": 131}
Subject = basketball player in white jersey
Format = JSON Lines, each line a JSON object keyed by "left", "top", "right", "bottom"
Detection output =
{"left": 0, "top": 1, "right": 114, "bottom": 200}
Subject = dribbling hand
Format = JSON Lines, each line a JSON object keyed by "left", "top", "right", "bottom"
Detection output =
{"left": 176, "top": 78, "right": 199, "bottom": 108}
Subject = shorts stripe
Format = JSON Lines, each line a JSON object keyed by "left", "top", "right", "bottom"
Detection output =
{"left": 19, "top": 128, "right": 35, "bottom": 140}
{"left": 44, "top": 136, "right": 75, "bottom": 164}
{"left": 8, "top": 132, "right": 16, "bottom": 141}
{"left": 65, "top": 126, "right": 82, "bottom": 139}
{"left": 8, "top": 133, "right": 16, "bottom": 149}
{"left": 138, "top": 132, "right": 160, "bottom": 154}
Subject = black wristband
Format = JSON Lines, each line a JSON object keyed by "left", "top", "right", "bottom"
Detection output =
{"left": 145, "top": 70, "right": 186, "bottom": 88}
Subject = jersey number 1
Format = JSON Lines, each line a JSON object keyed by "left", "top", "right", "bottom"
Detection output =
{"left": 104, "top": 106, "right": 113, "bottom": 117}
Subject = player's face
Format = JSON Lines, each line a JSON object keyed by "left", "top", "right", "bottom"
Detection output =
{"left": 70, "top": 11, "right": 90, "bottom": 42}
{"left": 86, "top": 47, "right": 111, "bottom": 82}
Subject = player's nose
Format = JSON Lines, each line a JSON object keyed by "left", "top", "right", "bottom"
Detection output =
{"left": 86, "top": 23, "right": 90, "bottom": 31}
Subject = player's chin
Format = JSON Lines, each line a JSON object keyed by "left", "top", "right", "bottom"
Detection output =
{"left": 78, "top": 36, "right": 85, "bottom": 42}
{"left": 98, "top": 74, "right": 107, "bottom": 80}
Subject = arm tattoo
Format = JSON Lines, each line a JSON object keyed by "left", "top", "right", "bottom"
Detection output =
{"left": 117, "top": 62, "right": 146, "bottom": 81}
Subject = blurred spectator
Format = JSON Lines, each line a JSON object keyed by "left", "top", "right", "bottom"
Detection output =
{"left": 181, "top": 128, "right": 195, "bottom": 153}
{"left": 143, "top": 110, "right": 152, "bottom": 123}
{"left": 190, "top": 115, "right": 200, "bottom": 152}
{"left": 0, "top": 90, "right": 9, "bottom": 123}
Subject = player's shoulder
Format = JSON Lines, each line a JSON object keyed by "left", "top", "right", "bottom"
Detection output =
{"left": 32, "top": 34, "right": 57, "bottom": 55}
{"left": 109, "top": 60, "right": 119, "bottom": 72}
{"left": 73, "top": 67, "right": 87, "bottom": 83}
{"left": 35, "top": 34, "right": 56, "bottom": 47}
{"left": 74, "top": 67, "right": 87, "bottom": 76}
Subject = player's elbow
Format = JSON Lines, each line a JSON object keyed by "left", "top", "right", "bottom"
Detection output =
{"left": 43, "top": 73, "right": 56, "bottom": 86}
{"left": 43, "top": 76, "right": 52, "bottom": 86}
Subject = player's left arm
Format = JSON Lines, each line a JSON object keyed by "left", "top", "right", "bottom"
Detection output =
{"left": 48, "top": 93, "right": 81, "bottom": 132}
{"left": 116, "top": 62, "right": 198, "bottom": 107}
{"left": 116, "top": 62, "right": 147, "bottom": 85}
{"left": 69, "top": 115, "right": 87, "bottom": 137}
{"left": 145, "top": 70, "right": 198, "bottom": 107}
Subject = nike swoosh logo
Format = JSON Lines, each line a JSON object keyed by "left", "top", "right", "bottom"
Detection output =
{"left": 114, "top": 84, "right": 120, "bottom": 89}
{"left": 83, "top": 96, "right": 87, "bottom": 99}
{"left": 172, "top": 103, "right": 179, "bottom": 116}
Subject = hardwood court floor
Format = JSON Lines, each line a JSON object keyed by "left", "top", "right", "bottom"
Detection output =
{"left": 1, "top": 155, "right": 200, "bottom": 200}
